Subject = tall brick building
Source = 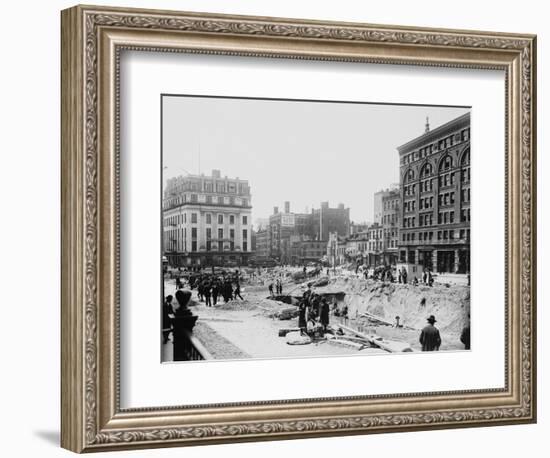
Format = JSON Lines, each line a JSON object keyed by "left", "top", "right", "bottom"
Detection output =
{"left": 397, "top": 112, "right": 471, "bottom": 273}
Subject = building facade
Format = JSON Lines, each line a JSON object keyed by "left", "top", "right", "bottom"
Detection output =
{"left": 365, "top": 223, "right": 384, "bottom": 266}
{"left": 290, "top": 239, "right": 327, "bottom": 265}
{"left": 264, "top": 201, "right": 349, "bottom": 265}
{"left": 311, "top": 202, "right": 350, "bottom": 241}
{"left": 381, "top": 188, "right": 400, "bottom": 265}
{"left": 162, "top": 169, "right": 253, "bottom": 267}
{"left": 397, "top": 113, "right": 471, "bottom": 273}
{"left": 373, "top": 190, "right": 385, "bottom": 224}
{"left": 327, "top": 232, "right": 347, "bottom": 266}
{"left": 350, "top": 221, "right": 370, "bottom": 235}
{"left": 254, "top": 228, "right": 271, "bottom": 260}
{"left": 268, "top": 202, "right": 314, "bottom": 264}
{"left": 344, "top": 231, "right": 370, "bottom": 261}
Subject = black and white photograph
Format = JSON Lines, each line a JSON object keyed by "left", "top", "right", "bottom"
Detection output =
{"left": 161, "top": 95, "right": 471, "bottom": 362}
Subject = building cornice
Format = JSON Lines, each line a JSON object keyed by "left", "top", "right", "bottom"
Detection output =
{"left": 397, "top": 112, "right": 470, "bottom": 155}
{"left": 164, "top": 203, "right": 253, "bottom": 212}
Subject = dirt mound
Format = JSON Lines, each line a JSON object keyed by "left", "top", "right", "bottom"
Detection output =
{"left": 325, "top": 277, "right": 470, "bottom": 333}
{"left": 312, "top": 276, "right": 330, "bottom": 287}
{"left": 215, "top": 299, "right": 259, "bottom": 311}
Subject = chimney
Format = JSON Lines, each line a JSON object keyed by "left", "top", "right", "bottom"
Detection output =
{"left": 338, "top": 203, "right": 345, "bottom": 210}
{"left": 273, "top": 206, "right": 279, "bottom": 215}
{"left": 425, "top": 116, "right": 430, "bottom": 133}
{"left": 212, "top": 169, "right": 221, "bottom": 178}
{"left": 284, "top": 201, "right": 290, "bottom": 213}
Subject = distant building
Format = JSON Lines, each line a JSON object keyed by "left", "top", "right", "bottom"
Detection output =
{"left": 251, "top": 228, "right": 257, "bottom": 252}
{"left": 344, "top": 231, "right": 370, "bottom": 260}
{"left": 254, "top": 228, "right": 271, "bottom": 260}
{"left": 397, "top": 112, "right": 471, "bottom": 273}
{"left": 162, "top": 169, "right": 252, "bottom": 267}
{"left": 290, "top": 239, "right": 327, "bottom": 265}
{"left": 373, "top": 190, "right": 386, "bottom": 224}
{"left": 263, "top": 200, "right": 349, "bottom": 265}
{"left": 311, "top": 202, "right": 350, "bottom": 241}
{"left": 327, "top": 231, "right": 347, "bottom": 266}
{"left": 268, "top": 201, "right": 313, "bottom": 264}
{"left": 381, "top": 188, "right": 400, "bottom": 265}
{"left": 254, "top": 217, "right": 270, "bottom": 231}
{"left": 350, "top": 221, "right": 370, "bottom": 235}
{"left": 365, "top": 223, "right": 384, "bottom": 266}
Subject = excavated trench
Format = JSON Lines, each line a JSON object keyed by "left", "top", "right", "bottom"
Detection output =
{"left": 267, "top": 292, "right": 347, "bottom": 305}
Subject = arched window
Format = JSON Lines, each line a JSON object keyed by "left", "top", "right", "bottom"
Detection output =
{"left": 404, "top": 168, "right": 415, "bottom": 183}
{"left": 439, "top": 155, "right": 453, "bottom": 172}
{"left": 420, "top": 163, "right": 433, "bottom": 178}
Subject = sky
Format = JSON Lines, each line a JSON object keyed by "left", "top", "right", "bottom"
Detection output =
{"left": 162, "top": 95, "right": 469, "bottom": 224}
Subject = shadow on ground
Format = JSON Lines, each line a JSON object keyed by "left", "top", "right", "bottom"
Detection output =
{"left": 34, "top": 430, "right": 59, "bottom": 446}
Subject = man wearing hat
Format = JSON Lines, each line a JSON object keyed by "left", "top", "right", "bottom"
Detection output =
{"left": 419, "top": 315, "right": 442, "bottom": 351}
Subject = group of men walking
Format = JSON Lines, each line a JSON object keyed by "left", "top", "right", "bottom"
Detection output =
{"left": 197, "top": 278, "right": 244, "bottom": 306}
{"left": 176, "top": 274, "right": 244, "bottom": 307}
{"left": 268, "top": 278, "right": 284, "bottom": 296}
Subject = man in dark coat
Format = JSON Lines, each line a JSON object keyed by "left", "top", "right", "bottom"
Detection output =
{"left": 313, "top": 295, "right": 322, "bottom": 315}
{"left": 204, "top": 283, "right": 212, "bottom": 307}
{"left": 162, "top": 295, "right": 175, "bottom": 344}
{"left": 211, "top": 282, "right": 219, "bottom": 306}
{"left": 298, "top": 300, "right": 307, "bottom": 332}
{"left": 320, "top": 298, "right": 330, "bottom": 331}
{"left": 234, "top": 282, "right": 244, "bottom": 300}
{"left": 460, "top": 315, "right": 471, "bottom": 350}
{"left": 303, "top": 284, "right": 312, "bottom": 305}
{"left": 224, "top": 280, "right": 233, "bottom": 302}
{"left": 197, "top": 281, "right": 204, "bottom": 302}
{"left": 419, "top": 315, "right": 442, "bottom": 351}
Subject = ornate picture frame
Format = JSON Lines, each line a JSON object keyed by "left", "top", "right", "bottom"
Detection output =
{"left": 61, "top": 4, "right": 536, "bottom": 453}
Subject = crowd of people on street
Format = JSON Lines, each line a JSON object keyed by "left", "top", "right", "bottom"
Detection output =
{"left": 348, "top": 261, "right": 437, "bottom": 287}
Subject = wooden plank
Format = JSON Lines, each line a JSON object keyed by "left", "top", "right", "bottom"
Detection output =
{"left": 326, "top": 338, "right": 365, "bottom": 350}
{"left": 338, "top": 324, "right": 413, "bottom": 352}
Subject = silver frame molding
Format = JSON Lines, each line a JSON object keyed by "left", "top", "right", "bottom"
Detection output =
{"left": 61, "top": 4, "right": 537, "bottom": 453}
